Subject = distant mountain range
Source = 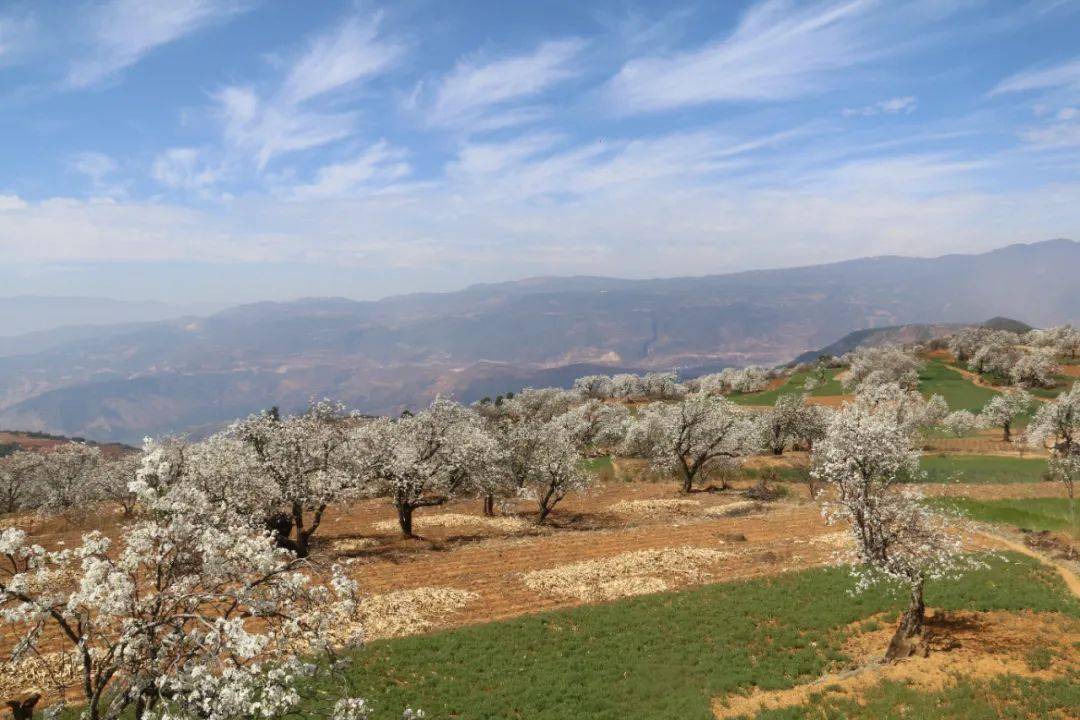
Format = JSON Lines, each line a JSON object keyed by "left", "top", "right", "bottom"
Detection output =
{"left": 0, "top": 239, "right": 1077, "bottom": 443}
{"left": 0, "top": 296, "right": 221, "bottom": 338}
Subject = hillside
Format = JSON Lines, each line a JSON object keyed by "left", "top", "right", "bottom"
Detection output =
{"left": 0, "top": 239, "right": 1077, "bottom": 443}
{"left": 790, "top": 317, "right": 1034, "bottom": 364}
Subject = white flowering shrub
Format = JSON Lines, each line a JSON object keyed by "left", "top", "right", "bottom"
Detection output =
{"left": 812, "top": 402, "right": 973, "bottom": 660}
{"left": 622, "top": 392, "right": 760, "bottom": 492}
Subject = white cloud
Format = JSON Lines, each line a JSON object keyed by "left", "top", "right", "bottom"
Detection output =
{"left": 291, "top": 141, "right": 411, "bottom": 199}
{"left": 212, "top": 12, "right": 401, "bottom": 169}
{"left": 991, "top": 57, "right": 1080, "bottom": 96}
{"left": 607, "top": 0, "right": 881, "bottom": 113}
{"left": 991, "top": 57, "right": 1080, "bottom": 148}
{"left": 280, "top": 14, "right": 403, "bottom": 105}
{"left": 152, "top": 147, "right": 225, "bottom": 190}
{"left": 68, "top": 0, "right": 249, "bottom": 88}
{"left": 0, "top": 11, "right": 35, "bottom": 64}
{"left": 71, "top": 151, "right": 119, "bottom": 181}
{"left": 428, "top": 39, "right": 585, "bottom": 129}
{"left": 842, "top": 95, "right": 917, "bottom": 116}
{"left": 1020, "top": 121, "right": 1080, "bottom": 148}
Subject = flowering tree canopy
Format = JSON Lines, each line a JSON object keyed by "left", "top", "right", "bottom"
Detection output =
{"left": 232, "top": 401, "right": 357, "bottom": 556}
{"left": 358, "top": 397, "right": 501, "bottom": 536}
{"left": 979, "top": 389, "right": 1032, "bottom": 442}
{"left": 623, "top": 392, "right": 759, "bottom": 492}
{"left": 812, "top": 402, "right": 969, "bottom": 660}
{"left": 0, "top": 483, "right": 372, "bottom": 720}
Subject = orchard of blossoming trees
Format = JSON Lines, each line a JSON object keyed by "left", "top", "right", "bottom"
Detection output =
{"left": 1, "top": 323, "right": 1079, "bottom": 717}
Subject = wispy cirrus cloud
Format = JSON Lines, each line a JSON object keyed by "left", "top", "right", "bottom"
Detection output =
{"left": 992, "top": 56, "right": 1080, "bottom": 148}
{"left": 606, "top": 0, "right": 882, "bottom": 113}
{"left": 990, "top": 57, "right": 1080, "bottom": 96}
{"left": 291, "top": 141, "right": 411, "bottom": 199}
{"left": 0, "top": 10, "right": 36, "bottom": 65}
{"left": 68, "top": 0, "right": 250, "bottom": 88}
{"left": 423, "top": 39, "right": 586, "bottom": 130}
{"left": 214, "top": 12, "right": 403, "bottom": 169}
{"left": 842, "top": 96, "right": 916, "bottom": 117}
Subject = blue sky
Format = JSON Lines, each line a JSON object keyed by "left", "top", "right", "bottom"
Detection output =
{"left": 1, "top": 0, "right": 1079, "bottom": 304}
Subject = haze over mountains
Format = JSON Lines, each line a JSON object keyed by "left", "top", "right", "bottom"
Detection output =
{"left": 1, "top": 239, "right": 1076, "bottom": 444}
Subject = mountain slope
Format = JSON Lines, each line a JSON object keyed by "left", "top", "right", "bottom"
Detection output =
{"left": 0, "top": 240, "right": 1076, "bottom": 443}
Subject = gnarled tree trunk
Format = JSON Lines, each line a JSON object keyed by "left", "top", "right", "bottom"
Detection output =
{"left": 885, "top": 577, "right": 926, "bottom": 661}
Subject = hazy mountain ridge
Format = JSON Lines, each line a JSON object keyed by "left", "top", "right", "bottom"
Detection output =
{"left": 0, "top": 240, "right": 1076, "bottom": 443}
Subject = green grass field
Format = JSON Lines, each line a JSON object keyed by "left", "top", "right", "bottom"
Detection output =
{"left": 928, "top": 497, "right": 1077, "bottom": 532}
{"left": 918, "top": 454, "right": 1048, "bottom": 484}
{"left": 729, "top": 368, "right": 844, "bottom": 406}
{"left": 918, "top": 360, "right": 999, "bottom": 412}
{"left": 335, "top": 555, "right": 1078, "bottom": 720}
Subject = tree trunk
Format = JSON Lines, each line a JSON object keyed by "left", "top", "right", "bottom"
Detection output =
{"left": 483, "top": 494, "right": 495, "bottom": 516}
{"left": 885, "top": 579, "right": 926, "bottom": 661}
{"left": 1002, "top": 420, "right": 1011, "bottom": 442}
{"left": 679, "top": 464, "right": 694, "bottom": 493}
{"left": 397, "top": 503, "right": 415, "bottom": 537}
{"left": 7, "top": 694, "right": 39, "bottom": 720}
{"left": 772, "top": 446, "right": 784, "bottom": 456}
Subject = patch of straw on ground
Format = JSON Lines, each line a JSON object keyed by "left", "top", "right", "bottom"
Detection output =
{"left": 330, "top": 537, "right": 380, "bottom": 554}
{"left": 703, "top": 501, "right": 762, "bottom": 518}
{"left": 608, "top": 498, "right": 702, "bottom": 517}
{"left": 359, "top": 587, "right": 479, "bottom": 640}
{"left": 372, "top": 513, "right": 530, "bottom": 534}
{"left": 521, "top": 546, "right": 727, "bottom": 602}
{"left": 0, "top": 651, "right": 80, "bottom": 699}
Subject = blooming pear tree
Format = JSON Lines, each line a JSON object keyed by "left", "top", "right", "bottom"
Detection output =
{"left": 1027, "top": 384, "right": 1080, "bottom": 516}
{"left": 853, "top": 383, "right": 947, "bottom": 435}
{"left": 0, "top": 451, "right": 43, "bottom": 515}
{"left": 811, "top": 403, "right": 970, "bottom": 660}
{"left": 623, "top": 392, "right": 760, "bottom": 493}
{"left": 359, "top": 398, "right": 501, "bottom": 537}
{"left": 941, "top": 410, "right": 979, "bottom": 437}
{"left": 30, "top": 442, "right": 102, "bottom": 517}
{"left": 0, "top": 486, "right": 375, "bottom": 720}
{"left": 759, "top": 393, "right": 826, "bottom": 455}
{"left": 517, "top": 422, "right": 592, "bottom": 524}
{"left": 89, "top": 453, "right": 141, "bottom": 517}
{"left": 946, "top": 326, "right": 996, "bottom": 363}
{"left": 1010, "top": 350, "right": 1060, "bottom": 389}
{"left": 843, "top": 346, "right": 922, "bottom": 392}
{"left": 979, "top": 389, "right": 1032, "bottom": 442}
{"left": 554, "top": 399, "right": 630, "bottom": 453}
{"left": 233, "top": 401, "right": 357, "bottom": 557}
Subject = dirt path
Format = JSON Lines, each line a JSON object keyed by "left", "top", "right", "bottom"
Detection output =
{"left": 969, "top": 527, "right": 1080, "bottom": 598}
